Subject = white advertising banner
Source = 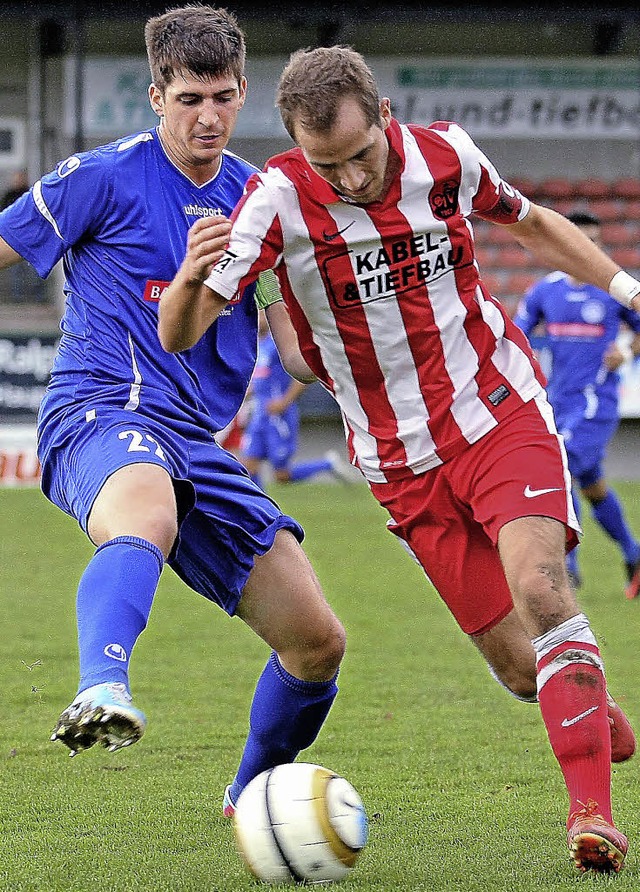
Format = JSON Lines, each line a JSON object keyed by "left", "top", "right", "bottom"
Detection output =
{"left": 65, "top": 56, "right": 640, "bottom": 140}
{"left": 0, "top": 425, "right": 40, "bottom": 487}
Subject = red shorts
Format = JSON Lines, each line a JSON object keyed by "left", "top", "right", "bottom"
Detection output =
{"left": 369, "top": 397, "right": 580, "bottom": 636}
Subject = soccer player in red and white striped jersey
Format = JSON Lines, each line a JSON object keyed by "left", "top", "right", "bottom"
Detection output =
{"left": 160, "top": 46, "right": 640, "bottom": 873}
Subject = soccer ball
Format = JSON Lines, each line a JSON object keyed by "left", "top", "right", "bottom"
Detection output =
{"left": 233, "top": 762, "right": 368, "bottom": 885}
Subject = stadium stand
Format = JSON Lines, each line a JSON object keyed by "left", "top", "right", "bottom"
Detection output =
{"left": 477, "top": 177, "right": 640, "bottom": 316}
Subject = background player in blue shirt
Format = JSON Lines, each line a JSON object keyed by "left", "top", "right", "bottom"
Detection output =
{"left": 0, "top": 5, "right": 345, "bottom": 815}
{"left": 514, "top": 211, "right": 640, "bottom": 598}
{"left": 240, "top": 311, "right": 352, "bottom": 488}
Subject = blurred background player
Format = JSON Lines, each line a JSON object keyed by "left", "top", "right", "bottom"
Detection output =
{"left": 514, "top": 210, "right": 640, "bottom": 597}
{"left": 0, "top": 6, "right": 345, "bottom": 816}
{"left": 240, "top": 310, "right": 352, "bottom": 488}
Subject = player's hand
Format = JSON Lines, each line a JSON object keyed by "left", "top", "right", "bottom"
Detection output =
{"left": 603, "top": 342, "right": 628, "bottom": 371}
{"left": 180, "top": 216, "right": 233, "bottom": 286}
{"left": 266, "top": 397, "right": 287, "bottom": 415}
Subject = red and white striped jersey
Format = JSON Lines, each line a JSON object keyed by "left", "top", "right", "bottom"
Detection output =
{"left": 205, "top": 119, "right": 546, "bottom": 483}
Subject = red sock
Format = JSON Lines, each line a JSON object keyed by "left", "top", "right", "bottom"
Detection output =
{"left": 537, "top": 641, "right": 612, "bottom": 824}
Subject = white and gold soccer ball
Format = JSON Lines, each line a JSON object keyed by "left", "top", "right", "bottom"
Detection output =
{"left": 233, "top": 762, "right": 368, "bottom": 885}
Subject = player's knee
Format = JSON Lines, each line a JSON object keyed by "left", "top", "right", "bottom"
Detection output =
{"left": 506, "top": 676, "right": 538, "bottom": 702}
{"left": 293, "top": 616, "right": 346, "bottom": 680}
{"left": 135, "top": 504, "right": 178, "bottom": 557}
{"left": 316, "top": 617, "right": 346, "bottom": 676}
{"left": 491, "top": 665, "right": 537, "bottom": 702}
{"left": 90, "top": 501, "right": 178, "bottom": 557}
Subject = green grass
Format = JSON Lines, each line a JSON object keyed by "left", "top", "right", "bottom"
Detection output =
{"left": 1, "top": 480, "right": 639, "bottom": 891}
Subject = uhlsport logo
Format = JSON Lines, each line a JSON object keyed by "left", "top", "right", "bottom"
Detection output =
{"left": 183, "top": 204, "right": 224, "bottom": 218}
{"left": 57, "top": 156, "right": 81, "bottom": 179}
{"left": 104, "top": 643, "right": 127, "bottom": 662}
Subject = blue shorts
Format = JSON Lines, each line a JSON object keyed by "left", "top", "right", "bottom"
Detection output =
{"left": 38, "top": 405, "right": 303, "bottom": 614}
{"left": 242, "top": 409, "right": 298, "bottom": 471}
{"left": 561, "top": 415, "right": 618, "bottom": 489}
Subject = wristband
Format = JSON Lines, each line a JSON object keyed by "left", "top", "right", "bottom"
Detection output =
{"left": 608, "top": 270, "right": 640, "bottom": 308}
{"left": 255, "top": 269, "right": 284, "bottom": 310}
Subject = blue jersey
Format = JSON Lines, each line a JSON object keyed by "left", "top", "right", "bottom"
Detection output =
{"left": 513, "top": 272, "right": 640, "bottom": 429}
{"left": 0, "top": 129, "right": 259, "bottom": 449}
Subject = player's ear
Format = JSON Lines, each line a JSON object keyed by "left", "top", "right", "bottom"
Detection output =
{"left": 379, "top": 98, "right": 392, "bottom": 130}
{"left": 149, "top": 83, "right": 164, "bottom": 119}
{"left": 237, "top": 76, "right": 248, "bottom": 109}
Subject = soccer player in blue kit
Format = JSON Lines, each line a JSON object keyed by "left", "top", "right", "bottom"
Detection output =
{"left": 0, "top": 5, "right": 345, "bottom": 815}
{"left": 514, "top": 211, "right": 640, "bottom": 598}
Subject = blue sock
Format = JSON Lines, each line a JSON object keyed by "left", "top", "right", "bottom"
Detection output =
{"left": 592, "top": 490, "right": 640, "bottom": 564}
{"left": 76, "top": 536, "right": 164, "bottom": 694}
{"left": 229, "top": 651, "right": 339, "bottom": 802}
{"left": 289, "top": 458, "right": 333, "bottom": 482}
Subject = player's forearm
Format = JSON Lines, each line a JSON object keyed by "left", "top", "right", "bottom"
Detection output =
{"left": 266, "top": 301, "right": 316, "bottom": 383}
{"left": 158, "top": 274, "right": 227, "bottom": 353}
{"left": 507, "top": 204, "right": 620, "bottom": 292}
{"left": 159, "top": 215, "right": 233, "bottom": 352}
{"left": 281, "top": 380, "right": 308, "bottom": 408}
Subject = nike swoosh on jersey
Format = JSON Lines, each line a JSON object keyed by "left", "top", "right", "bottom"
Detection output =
{"left": 322, "top": 221, "right": 355, "bottom": 241}
{"left": 561, "top": 705, "right": 599, "bottom": 727}
{"left": 523, "top": 485, "right": 563, "bottom": 498}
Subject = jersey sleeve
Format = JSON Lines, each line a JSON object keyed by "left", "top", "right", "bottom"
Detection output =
{"left": 430, "top": 122, "right": 530, "bottom": 224}
{"left": 0, "top": 152, "right": 111, "bottom": 278}
{"left": 204, "top": 171, "right": 284, "bottom": 300}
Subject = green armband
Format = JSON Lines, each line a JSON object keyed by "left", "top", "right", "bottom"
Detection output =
{"left": 255, "top": 269, "right": 283, "bottom": 310}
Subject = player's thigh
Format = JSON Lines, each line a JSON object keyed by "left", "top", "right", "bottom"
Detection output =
{"left": 498, "top": 515, "right": 578, "bottom": 635}
{"left": 370, "top": 471, "right": 514, "bottom": 637}
{"left": 237, "top": 529, "right": 345, "bottom": 676}
{"left": 89, "top": 463, "right": 178, "bottom": 555}
{"left": 41, "top": 407, "right": 183, "bottom": 552}
{"left": 170, "top": 440, "right": 307, "bottom": 618}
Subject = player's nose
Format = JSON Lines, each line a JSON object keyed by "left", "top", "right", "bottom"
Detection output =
{"left": 338, "top": 164, "right": 367, "bottom": 193}
{"left": 197, "top": 101, "right": 221, "bottom": 129}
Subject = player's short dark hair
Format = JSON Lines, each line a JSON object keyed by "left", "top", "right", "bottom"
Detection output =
{"left": 566, "top": 210, "right": 601, "bottom": 228}
{"left": 276, "top": 46, "right": 381, "bottom": 140}
{"left": 145, "top": 4, "right": 246, "bottom": 92}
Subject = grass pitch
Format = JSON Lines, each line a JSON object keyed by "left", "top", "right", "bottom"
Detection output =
{"left": 1, "top": 480, "right": 639, "bottom": 891}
